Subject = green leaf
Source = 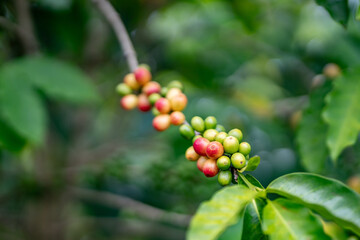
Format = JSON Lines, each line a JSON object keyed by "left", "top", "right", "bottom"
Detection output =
{"left": 187, "top": 185, "right": 258, "bottom": 240}
{"left": 218, "top": 211, "right": 245, "bottom": 240}
{"left": 0, "top": 117, "right": 27, "bottom": 152}
{"left": 245, "top": 174, "right": 265, "bottom": 189}
{"left": 297, "top": 82, "right": 331, "bottom": 173}
{"left": 262, "top": 198, "right": 331, "bottom": 240}
{"left": 323, "top": 67, "right": 360, "bottom": 161}
{"left": 244, "top": 155, "right": 260, "bottom": 171}
{"left": 242, "top": 198, "right": 267, "bottom": 240}
{"left": 267, "top": 173, "right": 360, "bottom": 236}
{"left": 0, "top": 69, "right": 46, "bottom": 144}
{"left": 322, "top": 221, "right": 348, "bottom": 240}
{"left": 315, "top": 0, "right": 349, "bottom": 27}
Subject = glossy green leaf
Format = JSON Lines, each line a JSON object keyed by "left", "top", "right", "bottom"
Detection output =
{"left": 322, "top": 221, "right": 348, "bottom": 240}
{"left": 0, "top": 69, "right": 46, "bottom": 144}
{"left": 187, "top": 185, "right": 257, "bottom": 240}
{"left": 244, "top": 155, "right": 260, "bottom": 171}
{"left": 323, "top": 68, "right": 360, "bottom": 161}
{"left": 242, "top": 198, "right": 267, "bottom": 240}
{"left": 315, "top": 0, "right": 349, "bottom": 27}
{"left": 297, "top": 82, "right": 331, "bottom": 173}
{"left": 267, "top": 173, "right": 360, "bottom": 236}
{"left": 262, "top": 198, "right": 331, "bottom": 240}
{"left": 218, "top": 211, "right": 245, "bottom": 240}
{"left": 245, "top": 174, "right": 265, "bottom": 189}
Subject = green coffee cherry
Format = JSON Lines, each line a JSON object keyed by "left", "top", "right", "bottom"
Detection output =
{"left": 149, "top": 93, "right": 162, "bottom": 105}
{"left": 215, "top": 132, "right": 227, "bottom": 144}
{"left": 205, "top": 116, "right": 217, "bottom": 129}
{"left": 239, "top": 142, "right": 251, "bottom": 156}
{"left": 228, "top": 129, "right": 243, "bottom": 142}
{"left": 217, "top": 156, "right": 231, "bottom": 170}
{"left": 231, "top": 153, "right": 246, "bottom": 169}
{"left": 223, "top": 136, "right": 239, "bottom": 154}
{"left": 138, "top": 63, "right": 151, "bottom": 71}
{"left": 179, "top": 124, "right": 195, "bottom": 140}
{"left": 116, "top": 83, "right": 132, "bottom": 96}
{"left": 191, "top": 116, "right": 205, "bottom": 132}
{"left": 192, "top": 135, "right": 202, "bottom": 144}
{"left": 161, "top": 87, "right": 169, "bottom": 96}
{"left": 152, "top": 107, "right": 160, "bottom": 116}
{"left": 216, "top": 124, "right": 226, "bottom": 132}
{"left": 228, "top": 128, "right": 243, "bottom": 142}
{"left": 167, "top": 80, "right": 183, "bottom": 90}
{"left": 218, "top": 170, "right": 232, "bottom": 186}
{"left": 203, "top": 129, "right": 218, "bottom": 141}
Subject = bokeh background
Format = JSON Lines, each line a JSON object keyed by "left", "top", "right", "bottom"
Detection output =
{"left": 0, "top": 0, "right": 360, "bottom": 239}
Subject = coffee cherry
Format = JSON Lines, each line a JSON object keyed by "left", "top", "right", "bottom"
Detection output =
{"left": 197, "top": 156, "right": 208, "bottom": 172}
{"left": 152, "top": 114, "right": 171, "bottom": 131}
{"left": 116, "top": 83, "right": 132, "bottom": 96}
{"left": 193, "top": 137, "right": 210, "bottom": 156}
{"left": 217, "top": 156, "right": 231, "bottom": 170}
{"left": 223, "top": 136, "right": 239, "bottom": 154}
{"left": 218, "top": 170, "right": 232, "bottom": 186}
{"left": 168, "top": 80, "right": 183, "bottom": 90}
{"left": 206, "top": 141, "right": 224, "bottom": 159}
{"left": 138, "top": 94, "right": 152, "bottom": 112}
{"left": 152, "top": 107, "right": 160, "bottom": 116}
{"left": 231, "top": 153, "right": 246, "bottom": 169}
{"left": 192, "top": 135, "right": 202, "bottom": 144}
{"left": 134, "top": 67, "right": 151, "bottom": 85}
{"left": 166, "top": 88, "right": 182, "bottom": 100}
{"left": 170, "top": 111, "right": 185, "bottom": 125}
{"left": 120, "top": 94, "right": 138, "bottom": 110}
{"left": 323, "top": 63, "right": 341, "bottom": 79}
{"left": 161, "top": 87, "right": 169, "bottom": 96}
{"left": 123, "top": 73, "right": 141, "bottom": 90}
{"left": 138, "top": 63, "right": 151, "bottom": 71}
{"left": 185, "top": 146, "right": 200, "bottom": 161}
{"left": 179, "top": 124, "right": 195, "bottom": 140}
{"left": 149, "top": 93, "right": 162, "bottom": 105}
{"left": 216, "top": 124, "right": 226, "bottom": 132}
{"left": 191, "top": 116, "right": 205, "bottom": 132}
{"left": 215, "top": 132, "right": 228, "bottom": 144}
{"left": 239, "top": 142, "right": 251, "bottom": 156}
{"left": 205, "top": 116, "right": 217, "bottom": 129}
{"left": 203, "top": 159, "right": 219, "bottom": 177}
{"left": 203, "top": 129, "right": 218, "bottom": 141}
{"left": 155, "top": 98, "right": 171, "bottom": 114}
{"left": 228, "top": 128, "right": 243, "bottom": 142}
{"left": 142, "top": 81, "right": 161, "bottom": 96}
{"left": 170, "top": 93, "right": 187, "bottom": 111}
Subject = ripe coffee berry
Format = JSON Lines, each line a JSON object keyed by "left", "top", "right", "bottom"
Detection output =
{"left": 138, "top": 94, "right": 152, "bottom": 112}
{"left": 191, "top": 116, "right": 205, "bottom": 132}
{"left": 134, "top": 67, "right": 151, "bottom": 85}
{"left": 203, "top": 129, "right": 218, "bottom": 141}
{"left": 152, "top": 114, "right": 171, "bottom": 131}
{"left": 179, "top": 124, "right": 195, "bottom": 139}
{"left": 116, "top": 83, "right": 132, "bottom": 96}
{"left": 223, "top": 136, "right": 239, "bottom": 154}
{"left": 218, "top": 170, "right": 232, "bottom": 186}
{"left": 121, "top": 94, "right": 138, "bottom": 110}
{"left": 231, "top": 153, "right": 246, "bottom": 169}
{"left": 217, "top": 156, "right": 231, "bottom": 170}
{"left": 215, "top": 132, "right": 228, "bottom": 144}
{"left": 166, "top": 88, "right": 182, "bottom": 100}
{"left": 228, "top": 128, "right": 243, "bottom": 142}
{"left": 155, "top": 98, "right": 171, "bottom": 114}
{"left": 239, "top": 142, "right": 251, "bottom": 156}
{"left": 193, "top": 137, "right": 210, "bottom": 156}
{"left": 169, "top": 93, "right": 187, "bottom": 111}
{"left": 170, "top": 111, "right": 185, "bottom": 125}
{"left": 202, "top": 159, "right": 219, "bottom": 177}
{"left": 123, "top": 73, "right": 140, "bottom": 90}
{"left": 206, "top": 141, "right": 224, "bottom": 159}
{"left": 185, "top": 146, "right": 200, "bottom": 161}
{"left": 142, "top": 81, "right": 161, "bottom": 96}
{"left": 205, "top": 116, "right": 217, "bottom": 129}
{"left": 197, "top": 156, "right": 208, "bottom": 172}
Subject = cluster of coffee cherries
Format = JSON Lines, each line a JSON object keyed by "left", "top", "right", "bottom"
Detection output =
{"left": 180, "top": 116, "right": 252, "bottom": 186}
{"left": 116, "top": 65, "right": 188, "bottom": 131}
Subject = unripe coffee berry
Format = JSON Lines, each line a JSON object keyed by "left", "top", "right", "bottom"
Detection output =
{"left": 138, "top": 94, "right": 152, "bottom": 112}
{"left": 167, "top": 80, "right": 183, "bottom": 90}
{"left": 179, "top": 124, "right": 195, "bottom": 140}
{"left": 152, "top": 107, "right": 160, "bottom": 116}
{"left": 216, "top": 124, "right": 226, "bottom": 132}
{"left": 142, "top": 81, "right": 161, "bottom": 96}
{"left": 206, "top": 141, "right": 224, "bottom": 159}
{"left": 192, "top": 135, "right": 202, "bottom": 144}
{"left": 149, "top": 93, "right": 162, "bottom": 105}
{"left": 166, "top": 88, "right": 182, "bottom": 100}
{"left": 170, "top": 111, "right": 185, "bottom": 125}
{"left": 185, "top": 146, "right": 200, "bottom": 161}
{"left": 203, "top": 129, "right": 218, "bottom": 141}
{"left": 161, "top": 87, "right": 169, "bottom": 96}
{"left": 205, "top": 116, "right": 217, "bottom": 129}
{"left": 231, "top": 153, "right": 246, "bottom": 169}
{"left": 155, "top": 98, "right": 171, "bottom": 114}
{"left": 120, "top": 94, "right": 138, "bottom": 110}
{"left": 191, "top": 116, "right": 205, "bottom": 132}
{"left": 116, "top": 83, "right": 132, "bottom": 96}
{"left": 223, "top": 136, "right": 239, "bottom": 154}
{"left": 123, "top": 73, "right": 140, "bottom": 90}
{"left": 138, "top": 63, "right": 151, "bottom": 71}
{"left": 197, "top": 156, "right": 208, "bottom": 172}
{"left": 134, "top": 67, "right": 151, "bottom": 85}
{"left": 202, "top": 159, "right": 219, "bottom": 178}
{"left": 218, "top": 170, "right": 232, "bottom": 186}
{"left": 239, "top": 142, "right": 251, "bottom": 156}
{"left": 217, "top": 156, "right": 231, "bottom": 170}
{"left": 215, "top": 132, "right": 228, "bottom": 144}
{"left": 170, "top": 93, "right": 187, "bottom": 111}
{"left": 193, "top": 137, "right": 210, "bottom": 156}
{"left": 152, "top": 114, "right": 171, "bottom": 131}
{"left": 228, "top": 128, "right": 243, "bottom": 142}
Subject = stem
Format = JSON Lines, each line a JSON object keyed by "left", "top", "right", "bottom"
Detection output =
{"left": 92, "top": 0, "right": 139, "bottom": 72}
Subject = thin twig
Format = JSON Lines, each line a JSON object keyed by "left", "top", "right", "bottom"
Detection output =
{"left": 70, "top": 187, "right": 191, "bottom": 227}
{"left": 92, "top": 0, "right": 139, "bottom": 72}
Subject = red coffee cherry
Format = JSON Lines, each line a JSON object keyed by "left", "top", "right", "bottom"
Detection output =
{"left": 142, "top": 81, "right": 161, "bottom": 96}
{"left": 155, "top": 98, "right": 171, "bottom": 114}
{"left": 197, "top": 156, "right": 208, "bottom": 172}
{"left": 152, "top": 114, "right": 171, "bottom": 131}
{"left": 170, "top": 111, "right": 185, "bottom": 125}
{"left": 138, "top": 94, "right": 151, "bottom": 112}
{"left": 206, "top": 141, "right": 224, "bottom": 159}
{"left": 202, "top": 159, "right": 219, "bottom": 178}
{"left": 193, "top": 137, "right": 210, "bottom": 156}
{"left": 134, "top": 67, "right": 151, "bottom": 85}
